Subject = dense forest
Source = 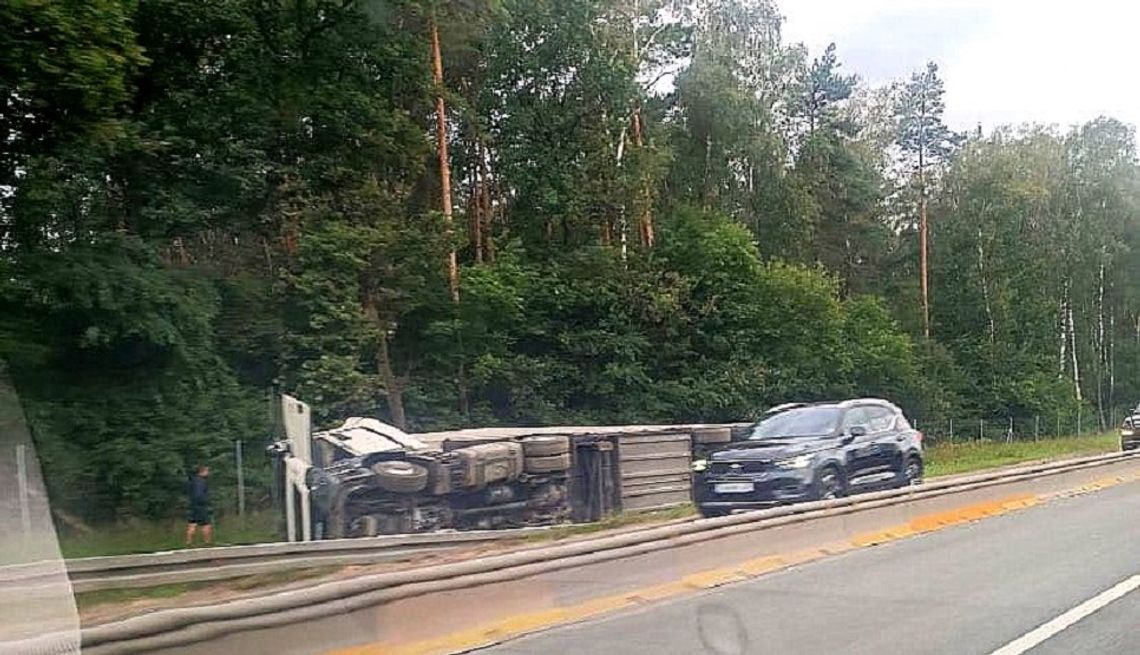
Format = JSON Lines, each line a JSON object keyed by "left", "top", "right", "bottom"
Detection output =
{"left": 2, "top": 0, "right": 1138, "bottom": 521}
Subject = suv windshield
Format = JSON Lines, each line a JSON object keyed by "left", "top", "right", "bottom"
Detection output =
{"left": 749, "top": 407, "right": 842, "bottom": 440}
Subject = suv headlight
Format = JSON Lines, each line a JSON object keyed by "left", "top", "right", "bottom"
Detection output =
{"left": 774, "top": 454, "right": 814, "bottom": 469}
{"left": 692, "top": 459, "right": 708, "bottom": 472}
{"left": 1123, "top": 428, "right": 1135, "bottom": 437}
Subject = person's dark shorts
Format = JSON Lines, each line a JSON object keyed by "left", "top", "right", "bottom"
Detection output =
{"left": 187, "top": 504, "right": 213, "bottom": 525}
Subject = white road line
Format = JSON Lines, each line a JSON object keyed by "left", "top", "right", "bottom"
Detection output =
{"left": 988, "top": 574, "right": 1140, "bottom": 655}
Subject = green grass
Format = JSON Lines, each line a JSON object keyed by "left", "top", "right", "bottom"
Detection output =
{"left": 75, "top": 566, "right": 340, "bottom": 613}
{"left": 59, "top": 509, "right": 278, "bottom": 559}
{"left": 76, "top": 581, "right": 215, "bottom": 610}
{"left": 924, "top": 432, "right": 1119, "bottom": 478}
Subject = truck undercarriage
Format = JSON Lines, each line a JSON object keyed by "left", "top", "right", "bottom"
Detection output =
{"left": 271, "top": 407, "right": 576, "bottom": 538}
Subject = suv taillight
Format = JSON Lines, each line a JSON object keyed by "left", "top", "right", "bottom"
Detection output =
{"left": 916, "top": 431, "right": 924, "bottom": 443}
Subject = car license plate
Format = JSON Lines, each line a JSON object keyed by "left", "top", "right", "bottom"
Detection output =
{"left": 714, "top": 482, "right": 754, "bottom": 494}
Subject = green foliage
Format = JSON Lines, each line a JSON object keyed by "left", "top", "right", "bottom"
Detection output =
{"left": 1, "top": 235, "right": 267, "bottom": 520}
{"left": 0, "top": 0, "right": 146, "bottom": 183}
{"left": 3, "top": 0, "right": 1139, "bottom": 527}
{"left": 895, "top": 62, "right": 962, "bottom": 171}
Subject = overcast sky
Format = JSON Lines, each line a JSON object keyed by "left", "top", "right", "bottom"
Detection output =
{"left": 779, "top": 0, "right": 1139, "bottom": 132}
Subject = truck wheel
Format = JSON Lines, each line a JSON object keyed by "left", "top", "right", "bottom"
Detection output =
{"left": 521, "top": 435, "right": 570, "bottom": 457}
{"left": 371, "top": 461, "right": 429, "bottom": 493}
{"left": 524, "top": 452, "right": 572, "bottom": 473}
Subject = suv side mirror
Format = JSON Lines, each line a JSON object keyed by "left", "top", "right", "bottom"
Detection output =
{"left": 849, "top": 425, "right": 868, "bottom": 438}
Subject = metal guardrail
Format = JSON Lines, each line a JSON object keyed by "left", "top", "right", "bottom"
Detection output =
{"left": 57, "top": 508, "right": 706, "bottom": 593}
{"left": 2, "top": 528, "right": 557, "bottom": 594}
{"left": 69, "top": 450, "right": 1140, "bottom": 655}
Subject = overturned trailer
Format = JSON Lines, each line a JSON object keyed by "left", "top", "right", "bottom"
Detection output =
{"left": 269, "top": 396, "right": 746, "bottom": 540}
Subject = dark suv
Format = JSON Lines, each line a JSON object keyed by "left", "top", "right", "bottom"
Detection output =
{"left": 694, "top": 399, "right": 924, "bottom": 518}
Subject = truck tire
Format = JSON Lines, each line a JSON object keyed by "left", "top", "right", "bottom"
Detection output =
{"left": 521, "top": 435, "right": 570, "bottom": 457}
{"left": 693, "top": 427, "right": 732, "bottom": 445}
{"left": 524, "top": 452, "right": 572, "bottom": 473}
{"left": 371, "top": 461, "right": 429, "bottom": 493}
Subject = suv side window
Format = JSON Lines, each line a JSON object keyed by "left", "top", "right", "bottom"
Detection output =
{"left": 841, "top": 407, "right": 871, "bottom": 435}
{"left": 865, "top": 406, "right": 895, "bottom": 433}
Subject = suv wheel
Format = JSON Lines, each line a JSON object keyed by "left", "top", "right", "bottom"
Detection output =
{"left": 699, "top": 506, "right": 730, "bottom": 519}
{"left": 813, "top": 466, "right": 844, "bottom": 500}
{"left": 899, "top": 456, "right": 923, "bottom": 487}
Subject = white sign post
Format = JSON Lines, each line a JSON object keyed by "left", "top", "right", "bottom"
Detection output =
{"left": 280, "top": 395, "right": 313, "bottom": 541}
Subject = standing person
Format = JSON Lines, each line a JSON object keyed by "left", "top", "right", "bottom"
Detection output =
{"left": 185, "top": 465, "right": 213, "bottom": 546}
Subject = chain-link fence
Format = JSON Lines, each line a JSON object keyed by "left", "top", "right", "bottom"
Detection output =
{"left": 913, "top": 405, "right": 1130, "bottom": 444}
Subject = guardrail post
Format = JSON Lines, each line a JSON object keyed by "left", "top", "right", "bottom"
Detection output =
{"left": 1034, "top": 415, "right": 1039, "bottom": 442}
{"left": 949, "top": 418, "right": 954, "bottom": 443}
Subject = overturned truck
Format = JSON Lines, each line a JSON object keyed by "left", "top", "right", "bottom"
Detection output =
{"left": 269, "top": 396, "right": 740, "bottom": 540}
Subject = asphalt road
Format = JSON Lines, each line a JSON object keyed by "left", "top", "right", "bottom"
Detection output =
{"left": 478, "top": 479, "right": 1140, "bottom": 655}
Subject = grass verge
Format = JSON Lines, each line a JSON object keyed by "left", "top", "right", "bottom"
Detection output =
{"left": 923, "top": 432, "right": 1118, "bottom": 478}
{"left": 59, "top": 509, "right": 278, "bottom": 559}
{"left": 75, "top": 566, "right": 341, "bottom": 613}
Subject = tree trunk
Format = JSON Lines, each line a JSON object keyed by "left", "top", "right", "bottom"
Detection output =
{"left": 1096, "top": 258, "right": 1106, "bottom": 427}
{"left": 631, "top": 106, "right": 654, "bottom": 248}
{"left": 615, "top": 121, "right": 633, "bottom": 255}
{"left": 629, "top": 0, "right": 653, "bottom": 248}
{"left": 470, "top": 141, "right": 484, "bottom": 265}
{"left": 363, "top": 292, "right": 407, "bottom": 430}
{"left": 1058, "top": 295, "right": 1067, "bottom": 375}
{"left": 1068, "top": 298, "right": 1082, "bottom": 402}
{"left": 977, "top": 227, "right": 995, "bottom": 353}
{"left": 918, "top": 151, "right": 930, "bottom": 340}
{"left": 430, "top": 15, "right": 459, "bottom": 302}
{"left": 1109, "top": 308, "right": 1115, "bottom": 419}
{"left": 377, "top": 326, "right": 407, "bottom": 430}
{"left": 703, "top": 134, "right": 712, "bottom": 209}
{"left": 479, "top": 138, "right": 494, "bottom": 263}
{"left": 430, "top": 13, "right": 468, "bottom": 421}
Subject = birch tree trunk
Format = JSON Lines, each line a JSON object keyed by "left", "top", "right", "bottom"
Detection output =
{"left": 1068, "top": 299, "right": 1082, "bottom": 402}
{"left": 918, "top": 142, "right": 930, "bottom": 339}
{"left": 977, "top": 227, "right": 995, "bottom": 349}
{"left": 1059, "top": 295, "right": 1067, "bottom": 375}
{"left": 1096, "top": 258, "right": 1106, "bottom": 427}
